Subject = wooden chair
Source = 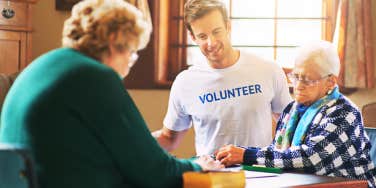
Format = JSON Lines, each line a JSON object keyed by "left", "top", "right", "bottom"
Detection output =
{"left": 365, "top": 127, "right": 376, "bottom": 165}
{"left": 0, "top": 144, "right": 38, "bottom": 188}
{"left": 362, "top": 102, "right": 376, "bottom": 128}
{"left": 0, "top": 72, "right": 19, "bottom": 111}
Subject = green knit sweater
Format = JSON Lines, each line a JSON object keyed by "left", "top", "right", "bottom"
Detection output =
{"left": 0, "top": 48, "right": 200, "bottom": 188}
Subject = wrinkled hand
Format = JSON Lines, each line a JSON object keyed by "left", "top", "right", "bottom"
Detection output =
{"left": 215, "top": 144, "right": 245, "bottom": 167}
{"left": 194, "top": 155, "right": 224, "bottom": 171}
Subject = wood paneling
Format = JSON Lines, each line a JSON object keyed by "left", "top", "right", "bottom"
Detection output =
{"left": 0, "top": 0, "right": 35, "bottom": 74}
{"left": 0, "top": 30, "right": 26, "bottom": 74}
{"left": 0, "top": 1, "right": 28, "bottom": 28}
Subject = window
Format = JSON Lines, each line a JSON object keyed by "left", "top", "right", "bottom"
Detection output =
{"left": 127, "top": 0, "right": 338, "bottom": 88}
{"left": 186, "top": 0, "right": 337, "bottom": 68}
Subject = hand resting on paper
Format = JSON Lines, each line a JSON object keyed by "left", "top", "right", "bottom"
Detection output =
{"left": 194, "top": 155, "right": 225, "bottom": 171}
{"left": 215, "top": 144, "right": 246, "bottom": 167}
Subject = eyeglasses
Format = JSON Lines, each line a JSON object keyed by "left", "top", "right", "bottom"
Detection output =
{"left": 288, "top": 73, "right": 331, "bottom": 86}
{"left": 128, "top": 52, "right": 139, "bottom": 68}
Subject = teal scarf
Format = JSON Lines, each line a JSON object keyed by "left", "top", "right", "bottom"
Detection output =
{"left": 276, "top": 86, "right": 341, "bottom": 149}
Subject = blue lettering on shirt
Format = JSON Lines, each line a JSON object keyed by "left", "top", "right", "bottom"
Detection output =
{"left": 219, "top": 90, "right": 227, "bottom": 99}
{"left": 198, "top": 84, "right": 263, "bottom": 104}
{"left": 206, "top": 93, "right": 213, "bottom": 102}
{"left": 199, "top": 95, "right": 206, "bottom": 104}
{"left": 228, "top": 89, "right": 235, "bottom": 98}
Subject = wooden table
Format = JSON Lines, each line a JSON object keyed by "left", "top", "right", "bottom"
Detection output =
{"left": 245, "top": 171, "right": 368, "bottom": 188}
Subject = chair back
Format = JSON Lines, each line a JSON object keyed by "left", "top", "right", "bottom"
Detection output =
{"left": 365, "top": 127, "right": 376, "bottom": 165}
{"left": 0, "top": 72, "right": 18, "bottom": 113}
{"left": 362, "top": 102, "right": 376, "bottom": 128}
{"left": 0, "top": 144, "right": 37, "bottom": 188}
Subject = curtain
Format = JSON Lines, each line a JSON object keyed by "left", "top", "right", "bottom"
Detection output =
{"left": 333, "top": 0, "right": 374, "bottom": 89}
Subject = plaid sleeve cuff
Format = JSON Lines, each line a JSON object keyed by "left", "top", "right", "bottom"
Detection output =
{"left": 242, "top": 147, "right": 260, "bottom": 165}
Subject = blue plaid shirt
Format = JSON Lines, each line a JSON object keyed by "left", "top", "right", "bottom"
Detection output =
{"left": 243, "top": 95, "right": 376, "bottom": 188}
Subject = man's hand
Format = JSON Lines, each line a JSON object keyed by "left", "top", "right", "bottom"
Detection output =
{"left": 194, "top": 155, "right": 224, "bottom": 171}
{"left": 215, "top": 144, "right": 245, "bottom": 167}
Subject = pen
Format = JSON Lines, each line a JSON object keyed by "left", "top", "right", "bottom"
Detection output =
{"left": 210, "top": 154, "right": 216, "bottom": 160}
{"left": 242, "top": 165, "right": 282, "bottom": 174}
{"left": 189, "top": 154, "right": 217, "bottom": 160}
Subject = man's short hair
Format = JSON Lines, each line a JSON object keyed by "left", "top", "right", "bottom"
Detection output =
{"left": 184, "top": 0, "right": 229, "bottom": 36}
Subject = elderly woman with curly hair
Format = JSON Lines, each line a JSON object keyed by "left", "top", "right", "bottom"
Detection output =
{"left": 0, "top": 0, "right": 222, "bottom": 188}
{"left": 215, "top": 40, "right": 376, "bottom": 188}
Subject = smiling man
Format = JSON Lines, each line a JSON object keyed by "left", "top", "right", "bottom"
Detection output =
{"left": 153, "top": 0, "right": 292, "bottom": 156}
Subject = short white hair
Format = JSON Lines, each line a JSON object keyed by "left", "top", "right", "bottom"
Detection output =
{"left": 294, "top": 40, "right": 340, "bottom": 77}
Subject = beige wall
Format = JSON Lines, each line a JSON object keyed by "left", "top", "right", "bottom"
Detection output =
{"left": 127, "top": 90, "right": 195, "bottom": 157}
{"left": 31, "top": 1, "right": 376, "bottom": 158}
{"left": 32, "top": 0, "right": 70, "bottom": 60}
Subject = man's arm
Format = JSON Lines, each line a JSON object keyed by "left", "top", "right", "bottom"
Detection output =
{"left": 152, "top": 126, "right": 188, "bottom": 151}
{"left": 272, "top": 113, "right": 280, "bottom": 122}
{"left": 271, "top": 113, "right": 281, "bottom": 137}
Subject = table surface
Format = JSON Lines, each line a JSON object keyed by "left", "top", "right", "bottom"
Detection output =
{"left": 245, "top": 171, "right": 368, "bottom": 188}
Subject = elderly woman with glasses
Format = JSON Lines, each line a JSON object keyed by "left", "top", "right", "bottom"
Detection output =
{"left": 215, "top": 40, "right": 376, "bottom": 187}
{"left": 0, "top": 0, "right": 223, "bottom": 188}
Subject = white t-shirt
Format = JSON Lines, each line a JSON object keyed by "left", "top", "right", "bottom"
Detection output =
{"left": 163, "top": 50, "right": 292, "bottom": 155}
